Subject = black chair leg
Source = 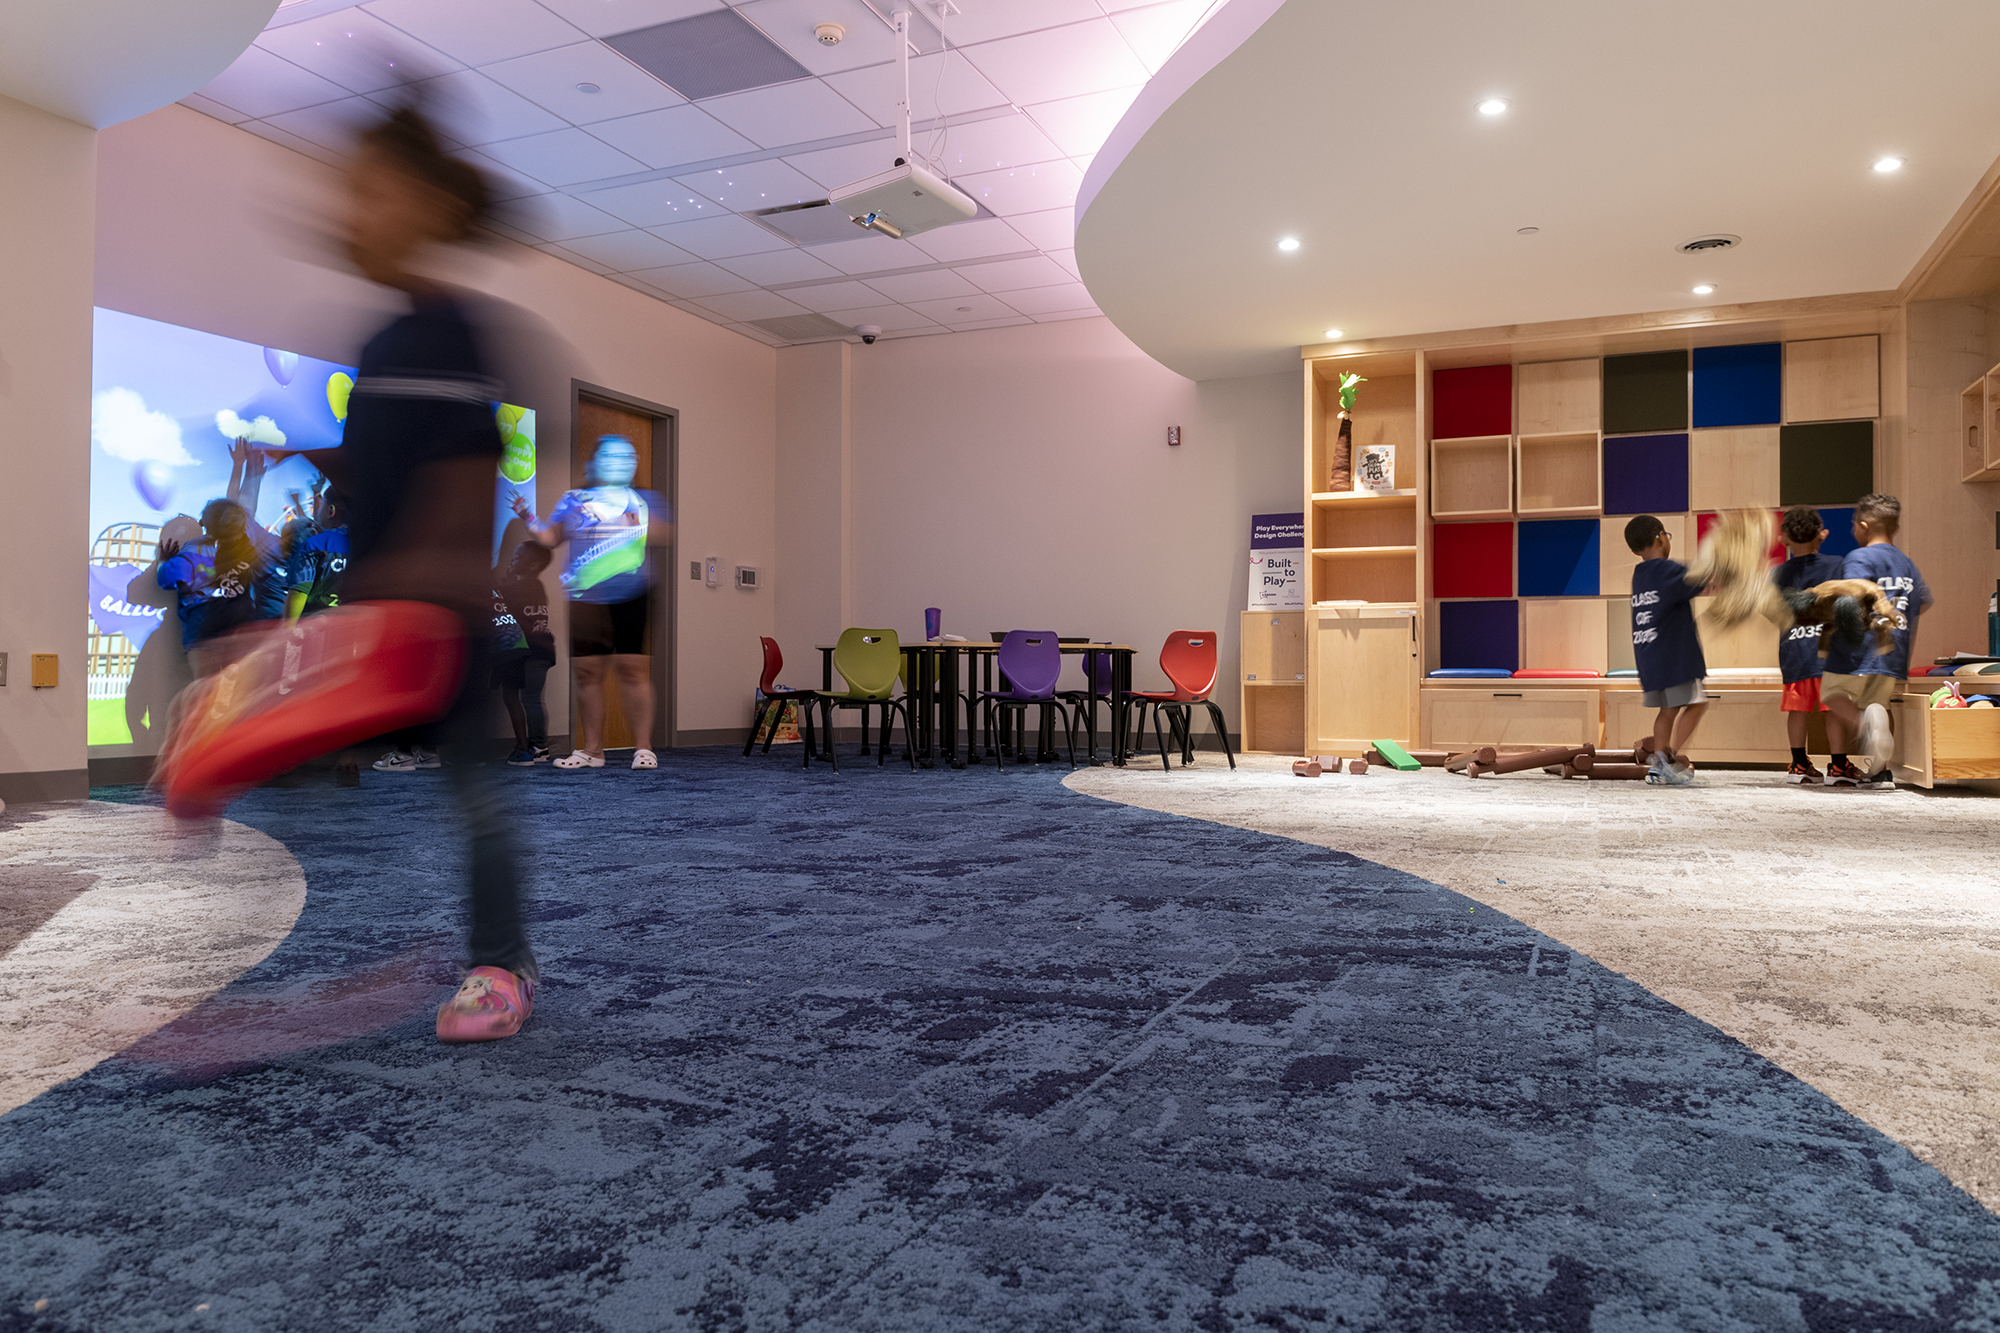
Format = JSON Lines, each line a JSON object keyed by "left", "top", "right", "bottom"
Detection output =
{"left": 743, "top": 698, "right": 772, "bottom": 756}
{"left": 1205, "top": 701, "right": 1236, "bottom": 769}
{"left": 1151, "top": 704, "right": 1171, "bottom": 772}
{"left": 1059, "top": 703, "right": 1076, "bottom": 769}
{"left": 825, "top": 700, "right": 841, "bottom": 773}
{"left": 798, "top": 700, "right": 816, "bottom": 769}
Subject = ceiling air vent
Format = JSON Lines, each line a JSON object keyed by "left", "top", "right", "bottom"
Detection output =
{"left": 1676, "top": 234, "right": 1741, "bottom": 254}
{"left": 604, "top": 9, "right": 810, "bottom": 101}
{"left": 749, "top": 313, "right": 862, "bottom": 344}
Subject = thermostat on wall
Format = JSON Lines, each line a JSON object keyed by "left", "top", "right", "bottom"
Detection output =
{"left": 735, "top": 566, "right": 760, "bottom": 589}
{"left": 705, "top": 555, "right": 720, "bottom": 587}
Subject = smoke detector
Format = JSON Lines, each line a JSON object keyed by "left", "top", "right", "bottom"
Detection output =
{"left": 1675, "top": 234, "right": 1741, "bottom": 254}
{"left": 814, "top": 22, "right": 844, "bottom": 45}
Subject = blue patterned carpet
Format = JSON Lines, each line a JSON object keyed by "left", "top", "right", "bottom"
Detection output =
{"left": 4, "top": 750, "right": 1999, "bottom": 1332}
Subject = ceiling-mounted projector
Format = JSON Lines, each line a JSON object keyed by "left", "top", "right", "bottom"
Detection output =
{"left": 830, "top": 160, "right": 975, "bottom": 239}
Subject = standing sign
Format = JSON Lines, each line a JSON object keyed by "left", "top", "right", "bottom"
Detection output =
{"left": 1248, "top": 512, "right": 1305, "bottom": 610}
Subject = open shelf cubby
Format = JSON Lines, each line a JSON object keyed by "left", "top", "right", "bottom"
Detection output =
{"left": 1964, "top": 369, "right": 2000, "bottom": 482}
{"left": 1312, "top": 493, "right": 1417, "bottom": 550}
{"left": 1515, "top": 432, "right": 1601, "bottom": 516}
{"left": 1430, "top": 436, "right": 1512, "bottom": 519}
{"left": 1313, "top": 550, "right": 1418, "bottom": 604}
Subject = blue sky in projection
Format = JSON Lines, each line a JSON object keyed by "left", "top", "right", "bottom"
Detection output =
{"left": 88, "top": 308, "right": 354, "bottom": 546}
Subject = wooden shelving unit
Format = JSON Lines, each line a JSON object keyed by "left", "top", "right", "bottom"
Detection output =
{"left": 1961, "top": 368, "right": 2000, "bottom": 482}
{"left": 1430, "top": 436, "right": 1512, "bottom": 518}
{"left": 1239, "top": 609, "right": 1303, "bottom": 755}
{"left": 1515, "top": 432, "right": 1600, "bottom": 516}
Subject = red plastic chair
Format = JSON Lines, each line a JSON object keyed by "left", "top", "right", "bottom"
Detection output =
{"left": 743, "top": 637, "right": 826, "bottom": 768}
{"left": 1125, "top": 630, "right": 1235, "bottom": 773}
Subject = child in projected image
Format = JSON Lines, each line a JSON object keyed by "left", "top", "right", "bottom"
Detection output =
{"left": 497, "top": 541, "right": 556, "bottom": 765}
{"left": 156, "top": 499, "right": 272, "bottom": 678}
{"left": 512, "top": 434, "right": 670, "bottom": 771}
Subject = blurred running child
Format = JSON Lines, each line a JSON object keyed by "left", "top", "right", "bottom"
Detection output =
{"left": 1772, "top": 506, "right": 1847, "bottom": 784}
{"left": 1822, "top": 494, "right": 1933, "bottom": 787}
{"left": 1627, "top": 514, "right": 1708, "bottom": 786}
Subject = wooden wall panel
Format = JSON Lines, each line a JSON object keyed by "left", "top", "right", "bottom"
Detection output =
{"left": 1517, "top": 359, "right": 1599, "bottom": 435}
{"left": 1784, "top": 335, "right": 1880, "bottom": 422}
{"left": 1688, "top": 426, "right": 1780, "bottom": 510}
{"left": 1523, "top": 599, "right": 1610, "bottom": 673}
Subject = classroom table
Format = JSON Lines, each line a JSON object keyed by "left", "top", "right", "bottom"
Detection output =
{"left": 815, "top": 642, "right": 1137, "bottom": 768}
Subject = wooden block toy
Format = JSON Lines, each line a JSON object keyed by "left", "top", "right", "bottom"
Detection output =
{"left": 1348, "top": 759, "right": 1368, "bottom": 775}
{"left": 1478, "top": 745, "right": 1591, "bottom": 777}
{"left": 1292, "top": 759, "right": 1322, "bottom": 777}
{"left": 1446, "top": 746, "right": 1497, "bottom": 772}
{"left": 1369, "top": 739, "right": 1423, "bottom": 771}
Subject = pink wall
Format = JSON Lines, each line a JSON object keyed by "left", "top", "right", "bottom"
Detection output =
{"left": 94, "top": 105, "right": 779, "bottom": 745}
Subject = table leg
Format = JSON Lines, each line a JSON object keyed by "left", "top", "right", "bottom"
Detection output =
{"left": 1112, "top": 651, "right": 1130, "bottom": 766}
{"left": 820, "top": 648, "right": 836, "bottom": 758}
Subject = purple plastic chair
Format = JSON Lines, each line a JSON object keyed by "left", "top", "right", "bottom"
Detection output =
{"left": 978, "top": 631, "right": 1078, "bottom": 769}
{"left": 1056, "top": 643, "right": 1118, "bottom": 762}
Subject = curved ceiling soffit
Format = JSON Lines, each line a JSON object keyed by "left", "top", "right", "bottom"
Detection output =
{"left": 0, "top": 0, "right": 279, "bottom": 129}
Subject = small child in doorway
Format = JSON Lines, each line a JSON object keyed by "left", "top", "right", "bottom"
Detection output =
{"left": 1772, "top": 505, "right": 1847, "bottom": 784}
{"left": 1822, "top": 493, "right": 1933, "bottom": 787}
{"left": 1627, "top": 514, "right": 1707, "bottom": 786}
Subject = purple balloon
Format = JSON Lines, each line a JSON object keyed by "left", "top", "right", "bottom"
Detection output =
{"left": 263, "top": 346, "right": 298, "bottom": 387}
{"left": 133, "top": 461, "right": 174, "bottom": 511}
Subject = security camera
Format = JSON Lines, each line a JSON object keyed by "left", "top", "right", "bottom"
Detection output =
{"left": 855, "top": 324, "right": 881, "bottom": 345}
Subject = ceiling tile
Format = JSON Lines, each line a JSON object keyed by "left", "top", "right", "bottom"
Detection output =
{"left": 261, "top": 95, "right": 383, "bottom": 153}
{"left": 951, "top": 159, "right": 1085, "bottom": 216}
{"left": 1045, "top": 246, "right": 1080, "bottom": 278}
{"left": 255, "top": 10, "right": 459, "bottom": 94}
{"left": 196, "top": 45, "right": 352, "bottom": 119}
{"left": 726, "top": 321, "right": 791, "bottom": 347}
{"left": 510, "top": 191, "right": 629, "bottom": 241}
{"left": 534, "top": 242, "right": 615, "bottom": 274}
{"left": 996, "top": 280, "right": 1094, "bottom": 314}
{"left": 959, "top": 20, "right": 1150, "bottom": 106}
{"left": 805, "top": 234, "right": 928, "bottom": 274}
{"left": 586, "top": 104, "right": 757, "bottom": 169}
{"left": 817, "top": 302, "right": 943, "bottom": 333}
{"left": 1022, "top": 87, "right": 1141, "bottom": 156}
{"left": 462, "top": 148, "right": 554, "bottom": 201}
{"left": 602, "top": 271, "right": 677, "bottom": 300}
{"left": 929, "top": 112, "right": 1066, "bottom": 177}
{"left": 536, "top": 0, "right": 721, "bottom": 39}
{"left": 1003, "top": 206, "right": 1075, "bottom": 251}
{"left": 238, "top": 120, "right": 350, "bottom": 167}
{"left": 699, "top": 81, "right": 875, "bottom": 149}
{"left": 862, "top": 268, "right": 979, "bottom": 302}
{"left": 734, "top": 0, "right": 898, "bottom": 76}
{"left": 1030, "top": 307, "right": 1101, "bottom": 323}
{"left": 671, "top": 159, "right": 824, "bottom": 210}
{"left": 480, "top": 126, "right": 652, "bottom": 185}
{"left": 903, "top": 292, "right": 1018, "bottom": 324}
{"left": 782, "top": 138, "right": 902, "bottom": 190}
{"left": 943, "top": 314, "right": 1034, "bottom": 332}
{"left": 389, "top": 69, "right": 568, "bottom": 143}
{"left": 579, "top": 177, "right": 728, "bottom": 226}
{"left": 627, "top": 260, "right": 760, "bottom": 298}
{"left": 557, "top": 228, "right": 700, "bottom": 269}
{"left": 1107, "top": 0, "right": 1213, "bottom": 73}
{"left": 939, "top": 0, "right": 1103, "bottom": 44}
{"left": 481, "top": 41, "right": 687, "bottom": 122}
{"left": 179, "top": 93, "right": 252, "bottom": 124}
{"left": 647, "top": 213, "right": 794, "bottom": 258}
{"left": 691, "top": 289, "right": 809, "bottom": 321}
{"left": 360, "top": 0, "right": 588, "bottom": 67}
{"left": 782, "top": 280, "right": 885, "bottom": 312}
{"left": 823, "top": 51, "right": 1007, "bottom": 127}
{"left": 960, "top": 254, "right": 1074, "bottom": 293}
{"left": 905, "top": 217, "right": 1030, "bottom": 263}
{"left": 713, "top": 247, "right": 841, "bottom": 285}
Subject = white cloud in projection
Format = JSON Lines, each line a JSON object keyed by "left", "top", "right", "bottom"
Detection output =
{"left": 214, "top": 409, "right": 287, "bottom": 447}
{"left": 91, "top": 387, "right": 194, "bottom": 465}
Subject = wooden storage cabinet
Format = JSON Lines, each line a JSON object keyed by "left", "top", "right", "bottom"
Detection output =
{"left": 1958, "top": 367, "right": 2000, "bottom": 482}
{"left": 1421, "top": 686, "right": 1599, "bottom": 751}
{"left": 1309, "top": 604, "right": 1419, "bottom": 751}
{"left": 1431, "top": 436, "right": 1512, "bottom": 518}
{"left": 1241, "top": 613, "right": 1304, "bottom": 757}
{"left": 1893, "top": 698, "right": 2000, "bottom": 788}
{"left": 1604, "top": 688, "right": 1791, "bottom": 763}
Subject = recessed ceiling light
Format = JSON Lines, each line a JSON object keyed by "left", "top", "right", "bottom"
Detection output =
{"left": 1692, "top": 284, "right": 1715, "bottom": 295}
{"left": 1874, "top": 156, "right": 1905, "bottom": 173}
{"left": 576, "top": 82, "right": 601, "bottom": 94}
{"left": 1324, "top": 329, "right": 1344, "bottom": 340}
{"left": 1477, "top": 97, "right": 1509, "bottom": 116}
{"left": 1277, "top": 237, "right": 1301, "bottom": 252}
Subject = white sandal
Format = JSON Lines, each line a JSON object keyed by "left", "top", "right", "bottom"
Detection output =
{"left": 553, "top": 750, "right": 604, "bottom": 769}
{"left": 631, "top": 748, "right": 658, "bottom": 770}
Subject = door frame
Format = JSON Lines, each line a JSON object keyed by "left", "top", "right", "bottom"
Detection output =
{"left": 569, "top": 380, "right": 679, "bottom": 750}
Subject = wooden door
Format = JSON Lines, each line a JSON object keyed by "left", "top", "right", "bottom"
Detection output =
{"left": 574, "top": 399, "right": 655, "bottom": 751}
{"left": 1309, "top": 607, "right": 1418, "bottom": 751}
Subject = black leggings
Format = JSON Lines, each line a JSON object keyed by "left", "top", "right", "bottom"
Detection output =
{"left": 442, "top": 634, "right": 537, "bottom": 980}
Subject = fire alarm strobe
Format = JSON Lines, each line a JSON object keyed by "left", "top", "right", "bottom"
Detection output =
{"left": 830, "top": 161, "right": 976, "bottom": 240}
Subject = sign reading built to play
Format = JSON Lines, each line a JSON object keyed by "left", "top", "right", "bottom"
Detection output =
{"left": 1248, "top": 512, "right": 1305, "bottom": 610}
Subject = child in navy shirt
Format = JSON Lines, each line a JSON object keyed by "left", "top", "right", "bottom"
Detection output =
{"left": 1772, "top": 506, "right": 1847, "bottom": 784}
{"left": 1627, "top": 515, "right": 1707, "bottom": 786}
{"left": 1822, "top": 494, "right": 1932, "bottom": 787}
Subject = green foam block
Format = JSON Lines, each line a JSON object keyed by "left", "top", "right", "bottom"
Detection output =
{"left": 1371, "top": 739, "right": 1422, "bottom": 772}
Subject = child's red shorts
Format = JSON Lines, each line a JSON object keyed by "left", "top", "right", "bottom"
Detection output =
{"left": 1781, "top": 678, "right": 1826, "bottom": 712}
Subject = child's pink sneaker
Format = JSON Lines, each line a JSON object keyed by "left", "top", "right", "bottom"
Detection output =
{"left": 436, "top": 966, "right": 534, "bottom": 1044}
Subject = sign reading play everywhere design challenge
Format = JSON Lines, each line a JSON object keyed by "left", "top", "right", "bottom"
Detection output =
{"left": 1248, "top": 512, "right": 1305, "bottom": 610}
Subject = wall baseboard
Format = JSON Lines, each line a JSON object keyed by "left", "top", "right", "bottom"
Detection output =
{"left": 3, "top": 769, "right": 91, "bottom": 803}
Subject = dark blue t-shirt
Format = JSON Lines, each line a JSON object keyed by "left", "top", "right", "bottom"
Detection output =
{"left": 289, "top": 527, "right": 350, "bottom": 615}
{"left": 1772, "top": 552, "right": 1847, "bottom": 684}
{"left": 1631, "top": 557, "right": 1705, "bottom": 692}
{"left": 1822, "top": 544, "right": 1932, "bottom": 679}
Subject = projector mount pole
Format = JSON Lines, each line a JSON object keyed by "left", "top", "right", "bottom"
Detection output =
{"left": 894, "top": 5, "right": 913, "bottom": 163}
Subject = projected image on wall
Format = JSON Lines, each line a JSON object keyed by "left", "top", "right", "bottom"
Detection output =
{"left": 88, "top": 308, "right": 536, "bottom": 752}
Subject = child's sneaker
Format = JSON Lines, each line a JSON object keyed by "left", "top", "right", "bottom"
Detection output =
{"left": 1785, "top": 760, "right": 1824, "bottom": 785}
{"left": 505, "top": 747, "right": 538, "bottom": 766}
{"left": 436, "top": 966, "right": 535, "bottom": 1043}
{"left": 373, "top": 748, "right": 440, "bottom": 773}
{"left": 1646, "top": 751, "right": 1695, "bottom": 786}
{"left": 532, "top": 746, "right": 550, "bottom": 763}
{"left": 1859, "top": 703, "right": 1894, "bottom": 774}
{"left": 1864, "top": 767, "right": 1896, "bottom": 788}
{"left": 1825, "top": 759, "right": 1865, "bottom": 787}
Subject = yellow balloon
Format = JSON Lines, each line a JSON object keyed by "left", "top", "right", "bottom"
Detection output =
{"left": 326, "top": 372, "right": 354, "bottom": 423}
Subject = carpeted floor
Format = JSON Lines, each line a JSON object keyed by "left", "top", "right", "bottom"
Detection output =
{"left": 3, "top": 750, "right": 2000, "bottom": 1331}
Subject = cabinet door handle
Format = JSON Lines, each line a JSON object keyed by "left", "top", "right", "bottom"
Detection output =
{"left": 1493, "top": 692, "right": 1523, "bottom": 698}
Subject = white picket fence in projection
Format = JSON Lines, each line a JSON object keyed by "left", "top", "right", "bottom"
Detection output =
{"left": 88, "top": 674, "right": 131, "bottom": 701}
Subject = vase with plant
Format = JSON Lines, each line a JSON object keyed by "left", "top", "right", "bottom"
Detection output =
{"left": 1330, "top": 373, "right": 1366, "bottom": 490}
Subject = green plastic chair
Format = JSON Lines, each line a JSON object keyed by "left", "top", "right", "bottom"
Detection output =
{"left": 817, "top": 628, "right": 916, "bottom": 770}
